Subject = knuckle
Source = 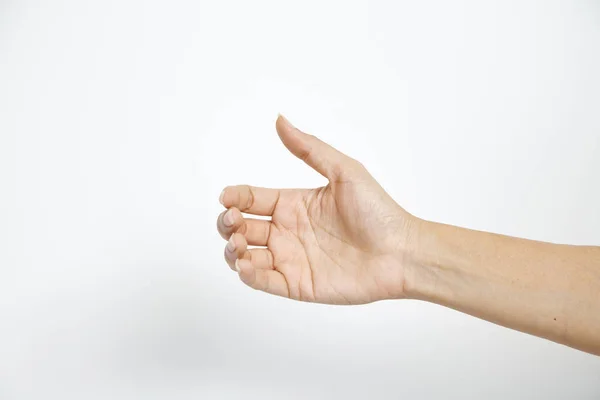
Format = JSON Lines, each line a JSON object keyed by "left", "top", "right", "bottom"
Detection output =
{"left": 240, "top": 185, "right": 255, "bottom": 211}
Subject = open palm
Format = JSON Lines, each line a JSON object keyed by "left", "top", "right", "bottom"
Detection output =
{"left": 217, "top": 116, "right": 414, "bottom": 304}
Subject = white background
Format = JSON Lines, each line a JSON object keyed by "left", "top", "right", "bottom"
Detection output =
{"left": 1, "top": 0, "right": 599, "bottom": 398}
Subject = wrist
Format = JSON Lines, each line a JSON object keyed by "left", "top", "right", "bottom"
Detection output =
{"left": 376, "top": 213, "right": 432, "bottom": 301}
{"left": 399, "top": 218, "right": 441, "bottom": 301}
{"left": 401, "top": 219, "right": 474, "bottom": 305}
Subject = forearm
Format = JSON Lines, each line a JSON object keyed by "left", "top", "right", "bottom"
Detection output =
{"left": 404, "top": 219, "right": 600, "bottom": 355}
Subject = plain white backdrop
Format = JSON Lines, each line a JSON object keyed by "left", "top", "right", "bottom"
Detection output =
{"left": 1, "top": 0, "right": 599, "bottom": 398}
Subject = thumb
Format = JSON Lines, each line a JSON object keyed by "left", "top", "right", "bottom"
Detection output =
{"left": 275, "top": 114, "right": 360, "bottom": 180}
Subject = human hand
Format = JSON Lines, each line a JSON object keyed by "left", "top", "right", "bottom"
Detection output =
{"left": 216, "top": 116, "right": 419, "bottom": 304}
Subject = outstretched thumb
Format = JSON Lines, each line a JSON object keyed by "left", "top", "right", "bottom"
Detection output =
{"left": 275, "top": 114, "right": 358, "bottom": 180}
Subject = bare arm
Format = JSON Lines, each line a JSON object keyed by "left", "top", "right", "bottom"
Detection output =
{"left": 405, "top": 220, "right": 600, "bottom": 355}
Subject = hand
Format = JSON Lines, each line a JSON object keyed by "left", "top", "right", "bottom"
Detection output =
{"left": 216, "top": 116, "right": 418, "bottom": 304}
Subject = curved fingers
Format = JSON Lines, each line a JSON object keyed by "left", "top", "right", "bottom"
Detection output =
{"left": 237, "top": 258, "right": 290, "bottom": 298}
{"left": 220, "top": 185, "right": 281, "bottom": 216}
{"left": 217, "top": 207, "right": 272, "bottom": 246}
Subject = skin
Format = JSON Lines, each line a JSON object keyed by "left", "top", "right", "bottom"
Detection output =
{"left": 216, "top": 115, "right": 600, "bottom": 355}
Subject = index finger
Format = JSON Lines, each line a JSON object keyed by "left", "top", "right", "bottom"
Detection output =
{"left": 219, "top": 185, "right": 281, "bottom": 216}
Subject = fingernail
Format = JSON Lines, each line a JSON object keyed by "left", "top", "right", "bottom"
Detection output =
{"left": 223, "top": 210, "right": 235, "bottom": 226}
{"left": 235, "top": 259, "right": 241, "bottom": 273}
{"left": 278, "top": 114, "right": 294, "bottom": 129}
{"left": 219, "top": 189, "right": 225, "bottom": 205}
{"left": 226, "top": 236, "right": 236, "bottom": 252}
